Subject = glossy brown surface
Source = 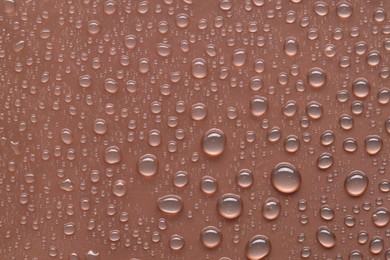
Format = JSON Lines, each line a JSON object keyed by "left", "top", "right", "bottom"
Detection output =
{"left": 1, "top": 0, "right": 390, "bottom": 259}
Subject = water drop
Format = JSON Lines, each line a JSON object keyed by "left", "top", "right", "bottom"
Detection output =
{"left": 217, "top": 193, "right": 243, "bottom": 220}
{"left": 250, "top": 96, "right": 268, "bottom": 117}
{"left": 60, "top": 128, "right": 73, "bottom": 144}
{"left": 93, "top": 119, "right": 107, "bottom": 135}
{"left": 308, "top": 67, "right": 326, "bottom": 88}
{"left": 104, "top": 146, "right": 121, "bottom": 164}
{"left": 344, "top": 170, "right": 368, "bottom": 197}
{"left": 262, "top": 198, "right": 281, "bottom": 220}
{"left": 191, "top": 103, "right": 207, "bottom": 120}
{"left": 372, "top": 207, "right": 389, "bottom": 227}
{"left": 316, "top": 226, "right": 336, "bottom": 248}
{"left": 201, "top": 128, "right": 226, "bottom": 157}
{"left": 336, "top": 2, "right": 352, "bottom": 19}
{"left": 200, "top": 226, "right": 222, "bottom": 249}
{"left": 365, "top": 135, "right": 382, "bottom": 155}
{"left": 201, "top": 176, "right": 218, "bottom": 195}
{"left": 236, "top": 169, "right": 254, "bottom": 189}
{"left": 192, "top": 58, "right": 208, "bottom": 79}
{"left": 170, "top": 234, "right": 185, "bottom": 250}
{"left": 352, "top": 78, "right": 370, "bottom": 98}
{"left": 320, "top": 205, "right": 335, "bottom": 221}
{"left": 271, "top": 162, "right": 301, "bottom": 194}
{"left": 87, "top": 20, "right": 101, "bottom": 34}
{"left": 232, "top": 49, "right": 246, "bottom": 67}
{"left": 317, "top": 152, "right": 333, "bottom": 170}
{"left": 112, "top": 180, "right": 126, "bottom": 197}
{"left": 284, "top": 37, "right": 298, "bottom": 56}
{"left": 157, "top": 195, "right": 183, "bottom": 215}
{"left": 138, "top": 154, "right": 158, "bottom": 177}
{"left": 245, "top": 235, "right": 271, "bottom": 260}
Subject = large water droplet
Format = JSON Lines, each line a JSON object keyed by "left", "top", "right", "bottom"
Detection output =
{"left": 316, "top": 226, "right": 336, "bottom": 248}
{"left": 250, "top": 96, "right": 268, "bottom": 117}
{"left": 217, "top": 193, "right": 243, "bottom": 220}
{"left": 245, "top": 235, "right": 271, "bottom": 260}
{"left": 137, "top": 154, "right": 158, "bottom": 177}
{"left": 308, "top": 67, "right": 326, "bottom": 88}
{"left": 365, "top": 135, "right": 382, "bottom": 155}
{"left": 192, "top": 58, "right": 207, "bottom": 79}
{"left": 201, "top": 128, "right": 226, "bottom": 157}
{"left": 200, "top": 226, "right": 222, "bottom": 249}
{"left": 344, "top": 170, "right": 368, "bottom": 197}
{"left": 104, "top": 146, "right": 121, "bottom": 164}
{"left": 372, "top": 207, "right": 389, "bottom": 227}
{"left": 157, "top": 195, "right": 183, "bottom": 215}
{"left": 271, "top": 162, "right": 301, "bottom": 194}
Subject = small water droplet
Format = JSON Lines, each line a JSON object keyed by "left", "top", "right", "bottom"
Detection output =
{"left": 262, "top": 198, "right": 281, "bottom": 220}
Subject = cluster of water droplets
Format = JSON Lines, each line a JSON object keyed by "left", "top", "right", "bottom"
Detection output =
{"left": 1, "top": 0, "right": 390, "bottom": 259}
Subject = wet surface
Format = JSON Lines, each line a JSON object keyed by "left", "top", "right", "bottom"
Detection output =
{"left": 1, "top": 0, "right": 390, "bottom": 259}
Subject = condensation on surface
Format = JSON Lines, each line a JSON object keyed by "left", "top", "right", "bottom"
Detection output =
{"left": 1, "top": 0, "right": 390, "bottom": 259}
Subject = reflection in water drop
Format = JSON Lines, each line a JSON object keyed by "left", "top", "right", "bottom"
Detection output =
{"left": 217, "top": 193, "right": 243, "bottom": 220}
{"left": 271, "top": 162, "right": 301, "bottom": 194}
{"left": 245, "top": 235, "right": 271, "bottom": 260}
